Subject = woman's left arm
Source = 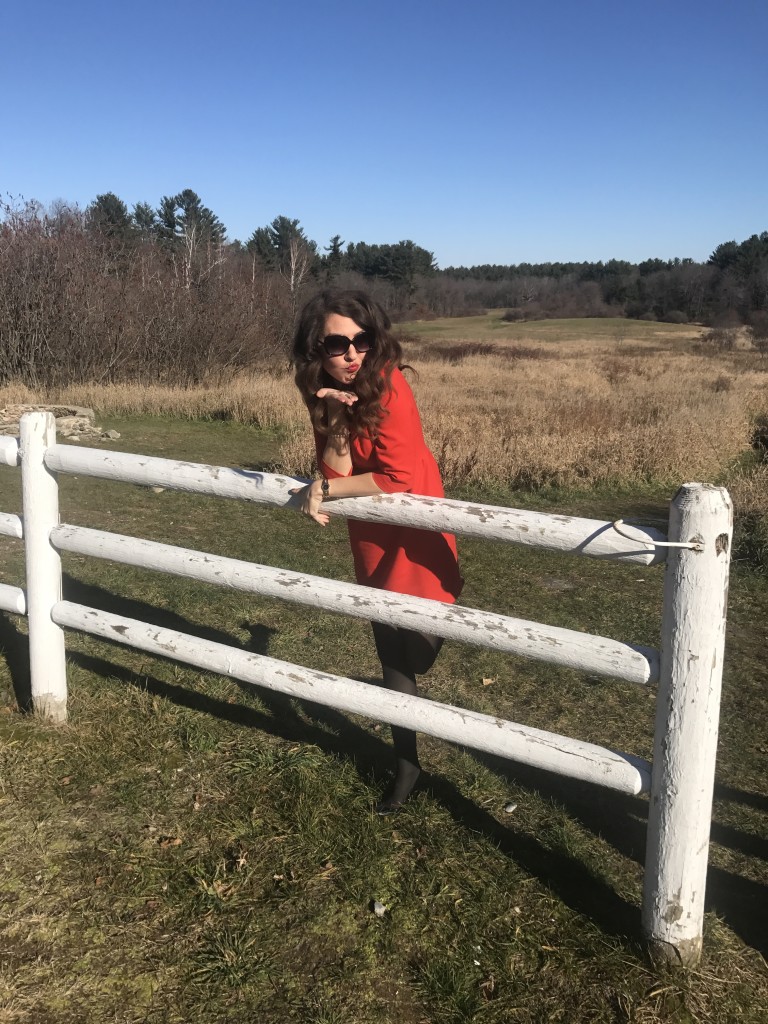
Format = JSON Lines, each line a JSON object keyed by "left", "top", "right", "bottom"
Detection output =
{"left": 319, "top": 372, "right": 419, "bottom": 500}
{"left": 295, "top": 471, "right": 384, "bottom": 526}
{"left": 293, "top": 387, "right": 385, "bottom": 526}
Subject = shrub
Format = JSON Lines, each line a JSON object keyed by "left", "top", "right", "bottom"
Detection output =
{"left": 601, "top": 357, "right": 630, "bottom": 386}
{"left": 747, "top": 311, "right": 768, "bottom": 354}
{"left": 730, "top": 464, "right": 768, "bottom": 572}
{"left": 417, "top": 342, "right": 496, "bottom": 363}
{"left": 696, "top": 328, "right": 737, "bottom": 354}
{"left": 710, "top": 309, "right": 743, "bottom": 329}
{"left": 417, "top": 342, "right": 547, "bottom": 364}
{"left": 751, "top": 414, "right": 768, "bottom": 458}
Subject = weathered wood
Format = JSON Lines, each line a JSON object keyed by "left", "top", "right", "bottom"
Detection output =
{"left": 0, "top": 583, "right": 25, "bottom": 615}
{"left": 50, "top": 524, "right": 659, "bottom": 685}
{"left": 0, "top": 437, "right": 20, "bottom": 467}
{"left": 0, "top": 513, "right": 23, "bottom": 539}
{"left": 19, "top": 413, "right": 67, "bottom": 721}
{"left": 44, "top": 445, "right": 668, "bottom": 565}
{"left": 52, "top": 600, "right": 652, "bottom": 795}
{"left": 642, "top": 483, "right": 732, "bottom": 966}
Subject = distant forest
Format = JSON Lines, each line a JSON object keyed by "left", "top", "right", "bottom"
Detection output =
{"left": 1, "top": 189, "right": 766, "bottom": 386}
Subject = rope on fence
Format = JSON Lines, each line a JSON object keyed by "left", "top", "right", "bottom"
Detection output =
{"left": 612, "top": 519, "right": 703, "bottom": 551}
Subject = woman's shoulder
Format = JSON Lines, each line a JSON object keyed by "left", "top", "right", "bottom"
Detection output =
{"left": 384, "top": 365, "right": 414, "bottom": 402}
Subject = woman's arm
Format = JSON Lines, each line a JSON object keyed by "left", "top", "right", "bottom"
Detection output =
{"left": 296, "top": 468, "right": 383, "bottom": 527}
{"left": 295, "top": 387, "right": 384, "bottom": 526}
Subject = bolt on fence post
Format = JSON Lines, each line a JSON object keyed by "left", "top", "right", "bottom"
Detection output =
{"left": 642, "top": 483, "right": 732, "bottom": 965}
{"left": 20, "top": 412, "right": 68, "bottom": 721}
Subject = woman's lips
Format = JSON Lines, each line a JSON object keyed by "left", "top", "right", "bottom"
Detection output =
{"left": 346, "top": 364, "right": 360, "bottom": 373}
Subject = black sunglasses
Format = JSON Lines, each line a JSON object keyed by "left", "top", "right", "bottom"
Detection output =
{"left": 321, "top": 331, "right": 375, "bottom": 358}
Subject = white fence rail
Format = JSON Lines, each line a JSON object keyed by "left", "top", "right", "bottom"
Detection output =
{"left": 52, "top": 601, "right": 652, "bottom": 795}
{"left": 0, "top": 436, "right": 19, "bottom": 467}
{"left": 0, "top": 412, "right": 732, "bottom": 965}
{"left": 44, "top": 442, "right": 669, "bottom": 564}
{"left": 50, "top": 524, "right": 659, "bottom": 685}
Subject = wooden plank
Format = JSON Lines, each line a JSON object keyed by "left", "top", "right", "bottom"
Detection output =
{"left": 0, "top": 583, "right": 25, "bottom": 615}
{"left": 51, "top": 524, "right": 659, "bottom": 685}
{"left": 52, "top": 600, "right": 653, "bottom": 796}
{"left": 0, "top": 437, "right": 19, "bottom": 467}
{"left": 44, "top": 445, "right": 668, "bottom": 565}
{"left": 0, "top": 513, "right": 23, "bottom": 539}
{"left": 19, "top": 414, "right": 67, "bottom": 721}
{"left": 643, "top": 483, "right": 732, "bottom": 965}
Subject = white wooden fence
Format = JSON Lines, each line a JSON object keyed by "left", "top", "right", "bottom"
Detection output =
{"left": 0, "top": 412, "right": 732, "bottom": 966}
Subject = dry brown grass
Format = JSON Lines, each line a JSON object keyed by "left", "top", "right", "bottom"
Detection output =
{"left": 416, "top": 349, "right": 764, "bottom": 488}
{"left": 0, "top": 373, "right": 306, "bottom": 432}
{"left": 3, "top": 317, "right": 765, "bottom": 516}
{"left": 278, "top": 342, "right": 767, "bottom": 492}
{"left": 728, "top": 463, "right": 768, "bottom": 566}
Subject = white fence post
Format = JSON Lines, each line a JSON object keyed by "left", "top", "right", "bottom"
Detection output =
{"left": 20, "top": 412, "right": 68, "bottom": 721}
{"left": 642, "top": 483, "right": 732, "bottom": 965}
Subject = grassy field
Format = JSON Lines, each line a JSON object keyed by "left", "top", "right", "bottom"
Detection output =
{"left": 0, "top": 316, "right": 766, "bottom": 1021}
{"left": 396, "top": 314, "right": 702, "bottom": 346}
{"left": 5, "top": 315, "right": 764, "bottom": 554}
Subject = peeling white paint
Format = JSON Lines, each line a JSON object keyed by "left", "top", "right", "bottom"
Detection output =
{"left": 0, "top": 513, "right": 23, "bottom": 539}
{"left": 43, "top": 443, "right": 668, "bottom": 565}
{"left": 0, "top": 437, "right": 20, "bottom": 467}
{"left": 642, "top": 483, "right": 732, "bottom": 965}
{"left": 51, "top": 599, "right": 651, "bottom": 795}
{"left": 19, "top": 413, "right": 67, "bottom": 722}
{"left": 50, "top": 523, "right": 659, "bottom": 685}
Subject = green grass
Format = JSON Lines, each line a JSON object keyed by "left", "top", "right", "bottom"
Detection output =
{"left": 397, "top": 313, "right": 699, "bottom": 345}
{"left": 0, "top": 418, "right": 766, "bottom": 1023}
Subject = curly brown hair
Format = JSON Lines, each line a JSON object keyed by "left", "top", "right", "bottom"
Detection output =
{"left": 291, "top": 289, "right": 405, "bottom": 439}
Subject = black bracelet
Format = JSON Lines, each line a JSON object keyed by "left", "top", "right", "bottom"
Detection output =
{"left": 320, "top": 477, "right": 330, "bottom": 501}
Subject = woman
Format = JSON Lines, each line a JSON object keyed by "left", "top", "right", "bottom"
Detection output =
{"left": 291, "top": 289, "right": 463, "bottom": 813}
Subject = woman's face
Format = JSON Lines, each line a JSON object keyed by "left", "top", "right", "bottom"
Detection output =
{"left": 321, "top": 313, "right": 370, "bottom": 386}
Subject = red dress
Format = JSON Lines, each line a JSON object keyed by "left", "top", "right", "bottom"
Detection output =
{"left": 314, "top": 368, "right": 463, "bottom": 604}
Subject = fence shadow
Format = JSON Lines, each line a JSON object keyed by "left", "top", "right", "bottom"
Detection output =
{"left": 58, "top": 573, "right": 382, "bottom": 754}
{"left": 2, "top": 569, "right": 762, "bottom": 953}
{"left": 469, "top": 750, "right": 767, "bottom": 955}
{"left": 58, "top": 638, "right": 646, "bottom": 943}
{"left": 40, "top": 574, "right": 647, "bottom": 943}
{"left": 0, "top": 614, "right": 31, "bottom": 711}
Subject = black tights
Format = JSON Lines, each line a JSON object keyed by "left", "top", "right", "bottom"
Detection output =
{"left": 371, "top": 622, "right": 444, "bottom": 809}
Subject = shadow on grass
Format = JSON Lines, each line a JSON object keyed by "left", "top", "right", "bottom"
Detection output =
{"left": 0, "top": 615, "right": 31, "bottom": 711}
{"left": 471, "top": 752, "right": 768, "bottom": 955}
{"left": 60, "top": 646, "right": 649, "bottom": 944}
{"left": 3, "top": 575, "right": 649, "bottom": 944}
{"left": 1, "top": 569, "right": 764, "bottom": 954}
{"left": 58, "top": 573, "right": 376, "bottom": 757}
{"left": 422, "top": 764, "right": 647, "bottom": 941}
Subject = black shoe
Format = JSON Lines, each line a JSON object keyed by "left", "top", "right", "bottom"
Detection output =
{"left": 375, "top": 797, "right": 404, "bottom": 816}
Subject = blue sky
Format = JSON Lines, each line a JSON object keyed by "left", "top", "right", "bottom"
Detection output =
{"left": 2, "top": 0, "right": 766, "bottom": 267}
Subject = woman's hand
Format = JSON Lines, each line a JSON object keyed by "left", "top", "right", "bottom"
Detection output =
{"left": 289, "top": 479, "right": 330, "bottom": 527}
{"left": 315, "top": 387, "right": 358, "bottom": 407}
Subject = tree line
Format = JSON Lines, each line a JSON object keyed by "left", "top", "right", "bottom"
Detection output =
{"left": 1, "top": 188, "right": 765, "bottom": 387}
{"left": 81, "top": 189, "right": 768, "bottom": 325}
{"left": 437, "top": 237, "right": 768, "bottom": 328}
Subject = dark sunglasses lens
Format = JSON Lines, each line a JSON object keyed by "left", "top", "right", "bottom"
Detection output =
{"left": 323, "top": 333, "right": 374, "bottom": 357}
{"left": 323, "top": 336, "right": 350, "bottom": 357}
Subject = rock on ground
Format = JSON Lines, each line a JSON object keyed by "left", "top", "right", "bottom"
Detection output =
{"left": 0, "top": 405, "right": 120, "bottom": 441}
